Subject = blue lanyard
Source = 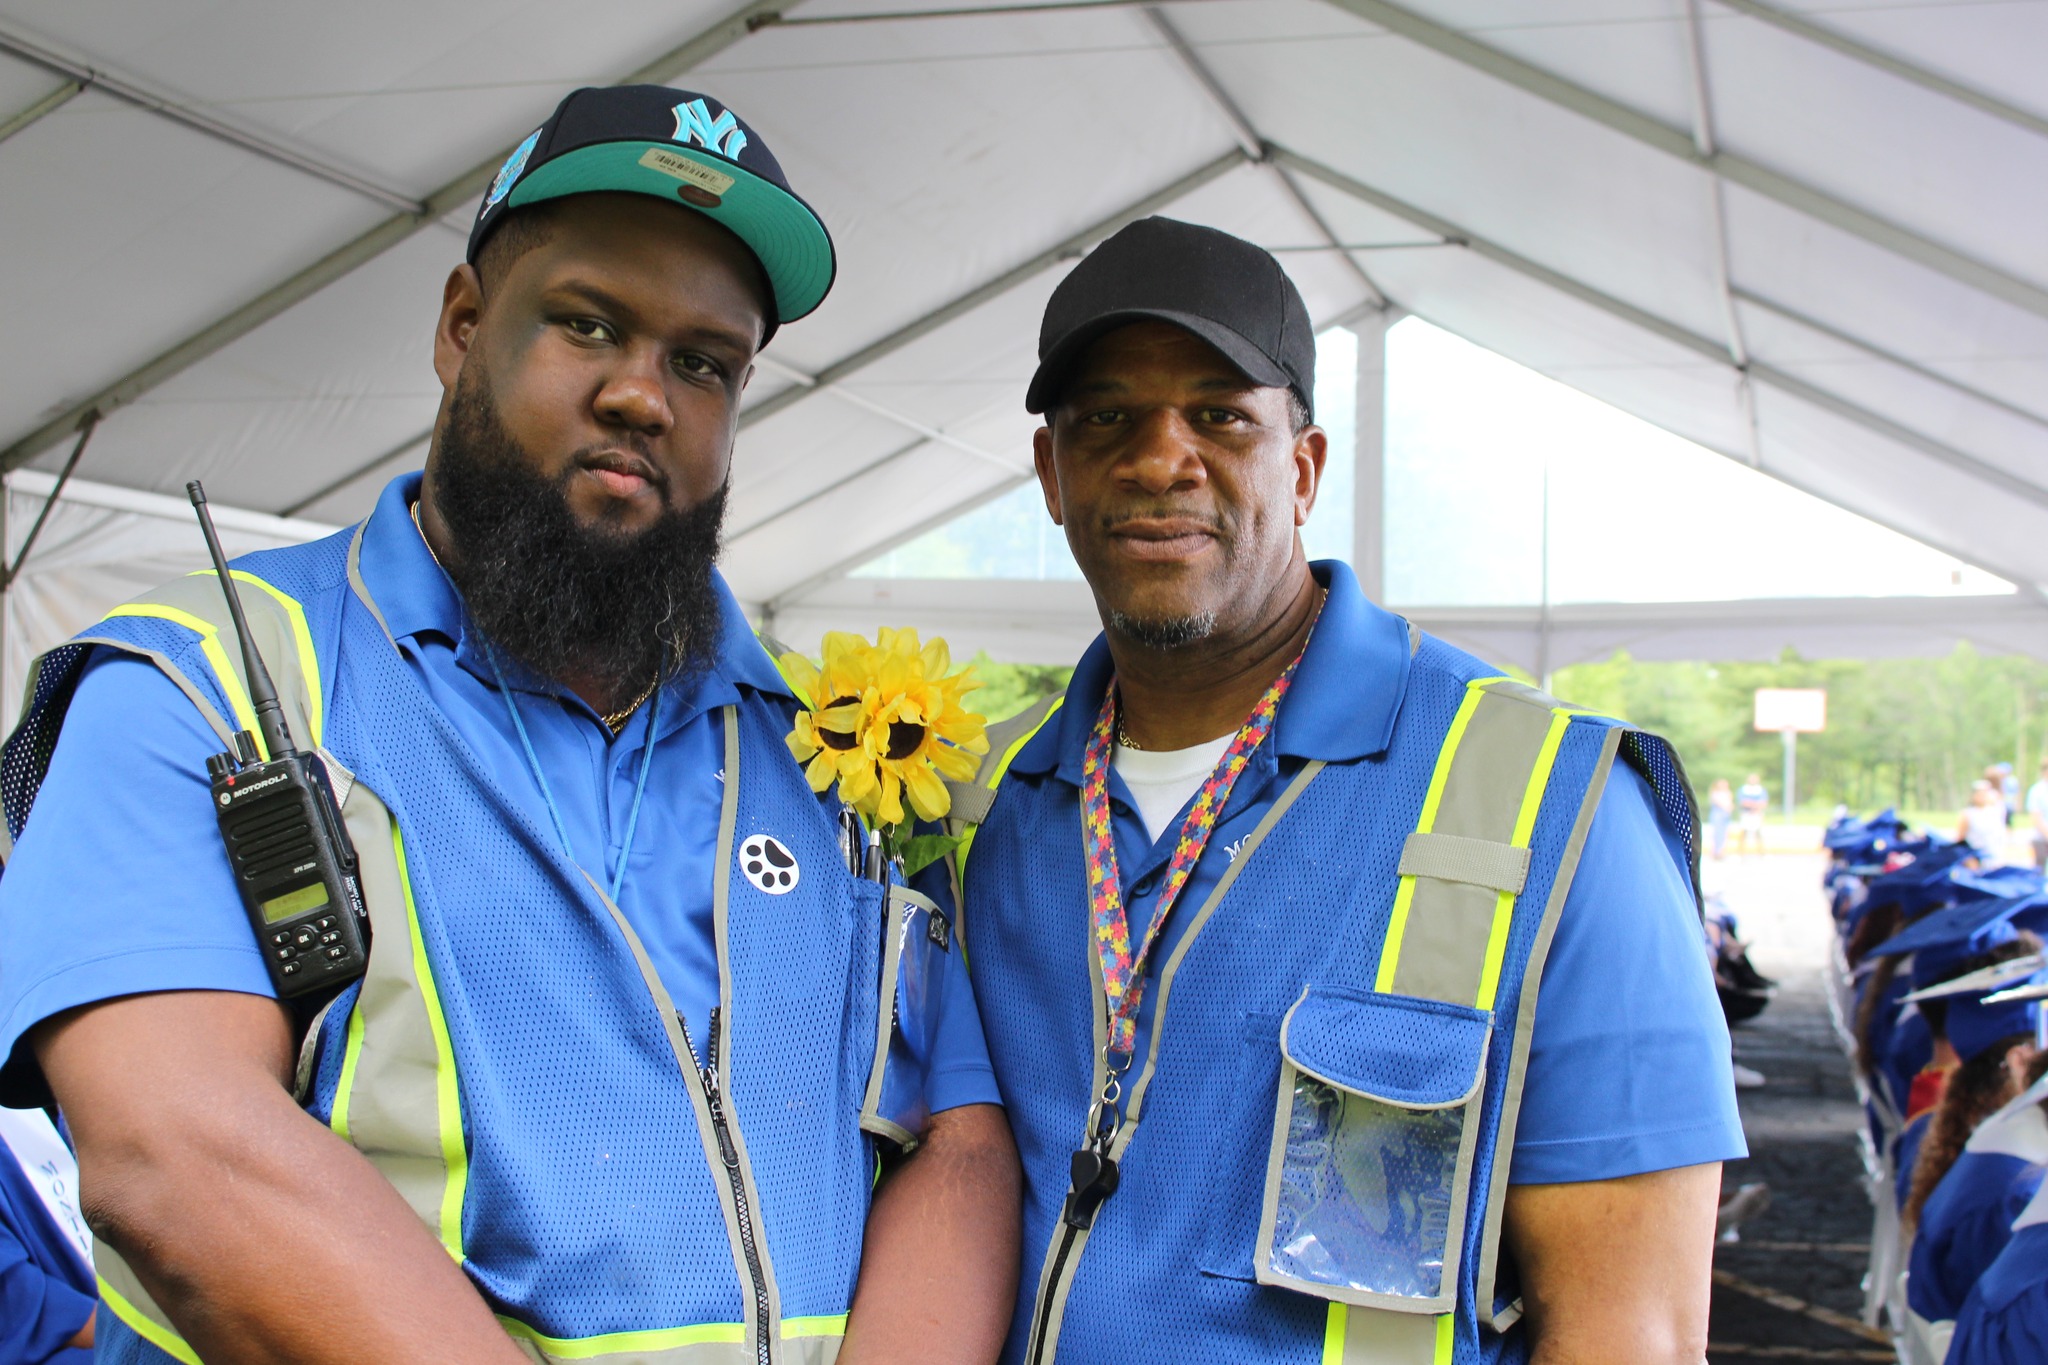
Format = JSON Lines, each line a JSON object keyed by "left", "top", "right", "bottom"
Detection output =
{"left": 484, "top": 643, "right": 662, "bottom": 906}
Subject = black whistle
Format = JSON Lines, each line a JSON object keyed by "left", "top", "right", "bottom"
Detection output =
{"left": 1062, "top": 1147, "right": 1120, "bottom": 1230}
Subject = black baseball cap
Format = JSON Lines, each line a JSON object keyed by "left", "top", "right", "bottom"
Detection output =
{"left": 467, "top": 85, "right": 836, "bottom": 340}
{"left": 1026, "top": 217, "right": 1314, "bottom": 419}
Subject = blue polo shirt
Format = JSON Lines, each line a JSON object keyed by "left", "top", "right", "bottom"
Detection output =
{"left": 0, "top": 472, "right": 998, "bottom": 1119}
{"left": 986, "top": 560, "right": 1742, "bottom": 1184}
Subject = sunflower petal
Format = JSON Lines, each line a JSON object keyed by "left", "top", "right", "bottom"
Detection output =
{"left": 904, "top": 761, "right": 950, "bottom": 822}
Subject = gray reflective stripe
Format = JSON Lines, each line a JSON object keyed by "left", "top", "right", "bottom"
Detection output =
{"left": 1397, "top": 832, "right": 1530, "bottom": 895}
{"left": 857, "top": 886, "right": 929, "bottom": 1149}
{"left": 1022, "top": 762, "right": 1327, "bottom": 1365}
{"left": 1327, "top": 1301, "right": 1448, "bottom": 1363}
{"left": 347, "top": 518, "right": 399, "bottom": 652}
{"left": 1387, "top": 682, "right": 1561, "bottom": 1006}
{"left": 1472, "top": 725, "right": 1620, "bottom": 1332}
{"left": 941, "top": 779, "right": 997, "bottom": 825}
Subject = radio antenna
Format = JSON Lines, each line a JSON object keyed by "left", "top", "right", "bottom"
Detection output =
{"left": 187, "top": 481, "right": 297, "bottom": 760}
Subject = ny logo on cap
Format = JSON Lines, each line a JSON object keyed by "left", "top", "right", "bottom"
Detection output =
{"left": 672, "top": 99, "right": 748, "bottom": 160}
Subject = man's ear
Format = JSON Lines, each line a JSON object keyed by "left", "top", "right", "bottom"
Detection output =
{"left": 433, "top": 264, "right": 486, "bottom": 394}
{"left": 1292, "top": 423, "right": 1328, "bottom": 527}
{"left": 1032, "top": 425, "right": 1064, "bottom": 527}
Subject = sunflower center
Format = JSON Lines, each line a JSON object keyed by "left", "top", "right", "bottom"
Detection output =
{"left": 885, "top": 720, "right": 928, "bottom": 761}
{"left": 818, "top": 696, "right": 862, "bottom": 750}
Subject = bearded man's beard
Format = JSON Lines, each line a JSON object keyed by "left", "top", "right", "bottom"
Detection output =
{"left": 429, "top": 368, "right": 729, "bottom": 700}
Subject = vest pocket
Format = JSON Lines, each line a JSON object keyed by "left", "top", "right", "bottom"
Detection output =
{"left": 1255, "top": 984, "right": 1491, "bottom": 1314}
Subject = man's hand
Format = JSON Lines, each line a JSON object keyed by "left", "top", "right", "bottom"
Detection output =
{"left": 36, "top": 989, "right": 528, "bottom": 1365}
{"left": 1503, "top": 1162, "right": 1721, "bottom": 1365}
{"left": 840, "top": 1103, "right": 1020, "bottom": 1365}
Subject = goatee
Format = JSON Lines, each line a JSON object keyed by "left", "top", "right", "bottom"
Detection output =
{"left": 429, "top": 368, "right": 729, "bottom": 700}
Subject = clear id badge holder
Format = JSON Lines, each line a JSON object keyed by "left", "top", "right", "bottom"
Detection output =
{"left": 859, "top": 885, "right": 955, "bottom": 1150}
{"left": 1256, "top": 984, "right": 1492, "bottom": 1313}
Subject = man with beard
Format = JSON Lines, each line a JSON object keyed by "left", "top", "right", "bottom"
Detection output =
{"left": 949, "top": 218, "right": 1741, "bottom": 1364}
{"left": 0, "top": 87, "right": 1017, "bottom": 1365}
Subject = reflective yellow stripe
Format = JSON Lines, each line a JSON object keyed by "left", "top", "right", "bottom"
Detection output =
{"left": 957, "top": 695, "right": 1064, "bottom": 874}
{"left": 104, "top": 603, "right": 260, "bottom": 748}
{"left": 781, "top": 1315, "right": 850, "bottom": 1339}
{"left": 1322, "top": 1303, "right": 1348, "bottom": 1363}
{"left": 195, "top": 569, "right": 325, "bottom": 746}
{"left": 328, "top": 997, "right": 368, "bottom": 1142}
{"left": 498, "top": 1314, "right": 848, "bottom": 1357}
{"left": 1376, "top": 678, "right": 1505, "bottom": 993}
{"left": 1476, "top": 708, "right": 1572, "bottom": 1011}
{"left": 392, "top": 823, "right": 468, "bottom": 1261}
{"left": 1435, "top": 1310, "right": 1455, "bottom": 1362}
{"left": 99, "top": 1276, "right": 201, "bottom": 1365}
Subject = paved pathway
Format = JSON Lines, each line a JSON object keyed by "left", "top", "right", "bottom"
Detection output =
{"left": 1702, "top": 852, "right": 1894, "bottom": 1362}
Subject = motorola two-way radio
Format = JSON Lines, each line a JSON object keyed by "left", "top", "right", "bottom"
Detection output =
{"left": 187, "top": 482, "right": 368, "bottom": 1000}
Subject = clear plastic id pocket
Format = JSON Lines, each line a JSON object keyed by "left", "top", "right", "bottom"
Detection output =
{"left": 859, "top": 886, "right": 953, "bottom": 1150}
{"left": 1255, "top": 985, "right": 1492, "bottom": 1313}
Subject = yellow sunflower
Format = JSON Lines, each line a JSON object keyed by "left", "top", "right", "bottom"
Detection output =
{"left": 781, "top": 627, "right": 989, "bottom": 830}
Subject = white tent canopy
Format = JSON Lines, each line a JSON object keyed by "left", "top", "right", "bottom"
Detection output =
{"left": 2, "top": 0, "right": 2045, "bottom": 675}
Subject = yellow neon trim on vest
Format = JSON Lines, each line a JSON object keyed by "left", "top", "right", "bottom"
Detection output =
{"left": 1475, "top": 708, "right": 1572, "bottom": 1011}
{"left": 328, "top": 995, "right": 368, "bottom": 1143}
{"left": 392, "top": 824, "right": 468, "bottom": 1261}
{"left": 1434, "top": 1310, "right": 1455, "bottom": 1362}
{"left": 1375, "top": 679, "right": 1501, "bottom": 992}
{"left": 781, "top": 1314, "right": 851, "bottom": 1338}
{"left": 105, "top": 603, "right": 261, "bottom": 748}
{"left": 99, "top": 1276, "right": 202, "bottom": 1365}
{"left": 1322, "top": 1302, "right": 1347, "bottom": 1363}
{"left": 956, "top": 695, "right": 1064, "bottom": 875}
{"left": 495, "top": 1313, "right": 847, "bottom": 1357}
{"left": 194, "top": 569, "right": 325, "bottom": 746}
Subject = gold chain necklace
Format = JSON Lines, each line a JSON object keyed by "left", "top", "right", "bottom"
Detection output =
{"left": 412, "top": 499, "right": 655, "bottom": 736}
{"left": 1115, "top": 719, "right": 1144, "bottom": 751}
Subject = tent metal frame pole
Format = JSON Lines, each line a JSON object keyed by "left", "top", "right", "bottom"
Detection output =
{"left": 279, "top": 429, "right": 433, "bottom": 518}
{"left": 0, "top": 22, "right": 426, "bottom": 213}
{"left": 1315, "top": 0, "right": 2048, "bottom": 323}
{"left": 1708, "top": 0, "right": 2048, "bottom": 143}
{"left": 756, "top": 0, "right": 1222, "bottom": 25}
{"left": 1273, "top": 144, "right": 2048, "bottom": 516}
{"left": 0, "top": 77, "right": 80, "bottom": 146}
{"left": 748, "top": 354, "right": 1025, "bottom": 473}
{"left": 1141, "top": 6, "right": 1390, "bottom": 312}
{"left": 1273, "top": 144, "right": 2048, "bottom": 599}
{"left": 739, "top": 146, "right": 1249, "bottom": 432}
{"left": 0, "top": 0, "right": 800, "bottom": 478}
{"left": 1729, "top": 286, "right": 2048, "bottom": 435}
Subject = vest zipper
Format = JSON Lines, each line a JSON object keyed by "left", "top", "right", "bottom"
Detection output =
{"left": 1027, "top": 1223, "right": 1082, "bottom": 1365}
{"left": 681, "top": 1007, "right": 773, "bottom": 1365}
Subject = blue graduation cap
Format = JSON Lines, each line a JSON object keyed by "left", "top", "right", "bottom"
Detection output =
{"left": 1859, "top": 846, "right": 2007, "bottom": 923}
{"left": 1827, "top": 808, "right": 1912, "bottom": 855}
{"left": 1871, "top": 891, "right": 2048, "bottom": 969}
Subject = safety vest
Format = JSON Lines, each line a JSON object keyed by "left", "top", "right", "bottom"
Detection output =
{"left": 958, "top": 632, "right": 1700, "bottom": 1365}
{"left": 0, "top": 521, "right": 905, "bottom": 1365}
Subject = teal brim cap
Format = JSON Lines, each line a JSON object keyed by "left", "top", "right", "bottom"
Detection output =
{"left": 469, "top": 86, "right": 836, "bottom": 333}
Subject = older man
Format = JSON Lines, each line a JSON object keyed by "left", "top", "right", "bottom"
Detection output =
{"left": 955, "top": 217, "right": 1743, "bottom": 1364}
{"left": 0, "top": 86, "right": 1016, "bottom": 1365}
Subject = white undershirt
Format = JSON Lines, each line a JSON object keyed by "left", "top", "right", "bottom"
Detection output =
{"left": 0, "top": 1106, "right": 92, "bottom": 1266}
{"left": 1113, "top": 735, "right": 1234, "bottom": 844}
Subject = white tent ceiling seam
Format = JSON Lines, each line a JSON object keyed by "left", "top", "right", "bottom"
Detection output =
{"left": 1271, "top": 146, "right": 2048, "bottom": 532}
{"left": 1316, "top": 0, "right": 2048, "bottom": 322}
{"left": 0, "top": 19, "right": 428, "bottom": 212}
{"left": 0, "top": 0, "right": 799, "bottom": 477}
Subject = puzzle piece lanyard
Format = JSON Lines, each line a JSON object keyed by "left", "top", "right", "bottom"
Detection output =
{"left": 1064, "top": 610, "right": 1317, "bottom": 1229}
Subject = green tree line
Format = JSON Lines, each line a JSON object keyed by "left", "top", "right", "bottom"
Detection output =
{"left": 1553, "top": 645, "right": 2048, "bottom": 816}
{"left": 963, "top": 644, "right": 2048, "bottom": 821}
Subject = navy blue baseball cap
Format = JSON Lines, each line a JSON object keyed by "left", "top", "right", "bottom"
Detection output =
{"left": 1027, "top": 217, "right": 1315, "bottom": 419}
{"left": 468, "top": 85, "right": 836, "bottom": 340}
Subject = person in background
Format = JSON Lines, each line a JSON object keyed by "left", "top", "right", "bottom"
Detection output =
{"left": 1708, "top": 777, "right": 1734, "bottom": 861}
{"left": 1962, "top": 780, "right": 2010, "bottom": 864}
{"left": 1993, "top": 764, "right": 2019, "bottom": 827}
{"left": 1737, "top": 772, "right": 1770, "bottom": 855}
{"left": 1904, "top": 960, "right": 2045, "bottom": 1231}
{"left": 2024, "top": 759, "right": 2048, "bottom": 869}
{"left": 0, "top": 1105, "right": 94, "bottom": 1363}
